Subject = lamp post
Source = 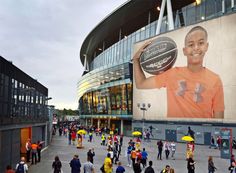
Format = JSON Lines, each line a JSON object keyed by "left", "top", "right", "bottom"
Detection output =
{"left": 137, "top": 103, "right": 151, "bottom": 137}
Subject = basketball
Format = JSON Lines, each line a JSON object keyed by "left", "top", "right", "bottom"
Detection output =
{"left": 140, "top": 36, "right": 178, "bottom": 75}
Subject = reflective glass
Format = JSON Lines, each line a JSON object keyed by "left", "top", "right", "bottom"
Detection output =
{"left": 196, "top": 1, "right": 205, "bottom": 22}
{"left": 135, "top": 30, "right": 140, "bottom": 42}
{"left": 186, "top": 4, "right": 196, "bottom": 25}
{"left": 205, "top": 0, "right": 216, "bottom": 19}
{"left": 150, "top": 22, "right": 156, "bottom": 37}
{"left": 79, "top": 1, "right": 236, "bottom": 116}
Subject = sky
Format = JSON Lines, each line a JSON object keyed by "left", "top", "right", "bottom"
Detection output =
{"left": 0, "top": 0, "right": 128, "bottom": 110}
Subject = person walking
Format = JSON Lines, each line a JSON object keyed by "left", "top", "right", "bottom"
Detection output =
{"left": 15, "top": 157, "right": 28, "bottom": 173}
{"left": 157, "top": 140, "right": 163, "bottom": 160}
{"left": 101, "top": 134, "right": 106, "bottom": 146}
{"left": 25, "top": 139, "right": 31, "bottom": 163}
{"left": 208, "top": 156, "right": 217, "bottom": 173}
{"left": 116, "top": 161, "right": 125, "bottom": 173}
{"left": 144, "top": 160, "right": 155, "bottom": 173}
{"left": 52, "top": 156, "right": 62, "bottom": 173}
{"left": 108, "top": 146, "right": 114, "bottom": 164}
{"left": 187, "top": 154, "right": 196, "bottom": 173}
{"left": 71, "top": 131, "right": 76, "bottom": 145}
{"left": 170, "top": 141, "right": 176, "bottom": 160}
{"left": 127, "top": 143, "right": 133, "bottom": 167}
{"left": 187, "top": 127, "right": 195, "bottom": 140}
{"left": 104, "top": 153, "right": 112, "bottom": 173}
{"left": 131, "top": 148, "right": 137, "bottom": 168}
{"left": 164, "top": 141, "right": 170, "bottom": 160}
{"left": 83, "top": 157, "right": 95, "bottom": 173}
{"left": 120, "top": 134, "right": 124, "bottom": 146}
{"left": 87, "top": 148, "right": 95, "bottom": 164}
{"left": 70, "top": 155, "right": 81, "bottom": 173}
{"left": 113, "top": 145, "right": 119, "bottom": 164}
{"left": 160, "top": 165, "right": 170, "bottom": 173}
{"left": 216, "top": 136, "right": 221, "bottom": 149}
{"left": 133, "top": 158, "right": 142, "bottom": 173}
{"left": 31, "top": 142, "right": 38, "bottom": 165}
{"left": 68, "top": 130, "right": 72, "bottom": 145}
{"left": 37, "top": 141, "right": 43, "bottom": 162}
{"left": 209, "top": 136, "right": 215, "bottom": 149}
{"left": 89, "top": 131, "right": 93, "bottom": 142}
{"left": 229, "top": 154, "right": 236, "bottom": 173}
{"left": 141, "top": 148, "right": 148, "bottom": 168}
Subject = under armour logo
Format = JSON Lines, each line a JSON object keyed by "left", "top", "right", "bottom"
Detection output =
{"left": 194, "top": 83, "right": 204, "bottom": 103}
{"left": 176, "top": 80, "right": 187, "bottom": 97}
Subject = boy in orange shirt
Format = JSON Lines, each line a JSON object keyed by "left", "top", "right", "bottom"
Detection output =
{"left": 133, "top": 26, "right": 224, "bottom": 118}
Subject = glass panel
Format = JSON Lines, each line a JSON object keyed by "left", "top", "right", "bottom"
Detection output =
{"left": 112, "top": 44, "right": 116, "bottom": 65}
{"left": 127, "top": 36, "right": 131, "bottom": 60}
{"left": 107, "top": 47, "right": 110, "bottom": 65}
{"left": 215, "top": 0, "right": 222, "bottom": 15}
{"left": 186, "top": 4, "right": 196, "bottom": 25}
{"left": 196, "top": 0, "right": 205, "bottom": 22}
{"left": 160, "top": 16, "right": 168, "bottom": 33}
{"left": 121, "top": 84, "right": 127, "bottom": 114}
{"left": 205, "top": 0, "right": 216, "bottom": 19}
{"left": 225, "top": 0, "right": 232, "bottom": 12}
{"left": 118, "top": 42, "right": 122, "bottom": 63}
{"left": 145, "top": 25, "right": 150, "bottom": 39}
{"left": 140, "top": 27, "right": 145, "bottom": 41}
{"left": 123, "top": 38, "right": 128, "bottom": 61}
{"left": 135, "top": 30, "right": 140, "bottom": 42}
{"left": 150, "top": 23, "right": 156, "bottom": 37}
{"left": 127, "top": 83, "right": 132, "bottom": 115}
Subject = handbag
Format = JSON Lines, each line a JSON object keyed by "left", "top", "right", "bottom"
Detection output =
{"left": 100, "top": 164, "right": 105, "bottom": 173}
{"left": 228, "top": 166, "right": 234, "bottom": 170}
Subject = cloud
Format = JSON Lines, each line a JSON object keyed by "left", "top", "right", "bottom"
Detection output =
{"left": 0, "top": 0, "right": 127, "bottom": 109}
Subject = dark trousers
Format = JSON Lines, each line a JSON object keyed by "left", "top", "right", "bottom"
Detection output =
{"left": 26, "top": 150, "right": 31, "bottom": 162}
{"left": 32, "top": 152, "right": 37, "bottom": 164}
{"left": 132, "top": 158, "right": 136, "bottom": 167}
{"left": 158, "top": 149, "right": 162, "bottom": 160}
{"left": 37, "top": 149, "right": 41, "bottom": 162}
{"left": 165, "top": 150, "right": 170, "bottom": 159}
{"left": 142, "top": 158, "right": 147, "bottom": 168}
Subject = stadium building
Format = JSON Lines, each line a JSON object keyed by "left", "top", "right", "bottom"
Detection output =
{"left": 0, "top": 56, "right": 51, "bottom": 172}
{"left": 78, "top": 0, "right": 236, "bottom": 146}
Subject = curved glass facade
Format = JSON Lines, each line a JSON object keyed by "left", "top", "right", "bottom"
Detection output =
{"left": 89, "top": 0, "right": 235, "bottom": 71}
{"left": 78, "top": 0, "right": 236, "bottom": 123}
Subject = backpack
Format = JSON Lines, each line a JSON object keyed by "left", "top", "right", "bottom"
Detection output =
{"left": 16, "top": 163, "right": 24, "bottom": 173}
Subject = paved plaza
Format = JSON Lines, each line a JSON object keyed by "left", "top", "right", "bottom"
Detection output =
{"left": 28, "top": 133, "right": 231, "bottom": 173}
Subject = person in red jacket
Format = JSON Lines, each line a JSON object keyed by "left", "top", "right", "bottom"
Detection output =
{"left": 71, "top": 131, "right": 76, "bottom": 145}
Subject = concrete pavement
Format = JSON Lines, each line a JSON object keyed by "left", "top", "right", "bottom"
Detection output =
{"left": 28, "top": 133, "right": 230, "bottom": 173}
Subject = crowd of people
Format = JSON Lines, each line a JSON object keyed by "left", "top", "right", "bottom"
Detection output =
{"left": 5, "top": 122, "right": 235, "bottom": 173}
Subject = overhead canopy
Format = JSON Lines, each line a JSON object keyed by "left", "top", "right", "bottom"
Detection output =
{"left": 80, "top": 0, "right": 195, "bottom": 65}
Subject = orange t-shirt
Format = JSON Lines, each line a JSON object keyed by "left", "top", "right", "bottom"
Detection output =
{"left": 31, "top": 143, "right": 38, "bottom": 150}
{"left": 155, "top": 67, "right": 224, "bottom": 118}
{"left": 131, "top": 150, "right": 137, "bottom": 159}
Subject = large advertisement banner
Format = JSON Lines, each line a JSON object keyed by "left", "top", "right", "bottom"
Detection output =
{"left": 133, "top": 13, "right": 236, "bottom": 121}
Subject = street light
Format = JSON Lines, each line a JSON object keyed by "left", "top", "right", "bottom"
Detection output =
{"left": 137, "top": 103, "right": 151, "bottom": 137}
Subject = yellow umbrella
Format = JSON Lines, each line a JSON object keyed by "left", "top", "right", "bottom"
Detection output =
{"left": 77, "top": 130, "right": 87, "bottom": 135}
{"left": 132, "top": 131, "right": 142, "bottom": 136}
{"left": 181, "top": 135, "right": 194, "bottom": 142}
